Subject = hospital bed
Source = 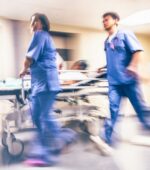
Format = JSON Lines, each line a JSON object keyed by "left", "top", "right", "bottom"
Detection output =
{"left": 55, "top": 69, "right": 112, "bottom": 155}
{"left": 55, "top": 82, "right": 108, "bottom": 137}
{"left": 55, "top": 69, "right": 108, "bottom": 114}
{"left": 0, "top": 77, "right": 31, "bottom": 156}
{"left": 0, "top": 69, "right": 112, "bottom": 156}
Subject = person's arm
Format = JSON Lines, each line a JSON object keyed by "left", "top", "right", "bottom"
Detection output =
{"left": 19, "top": 57, "right": 32, "bottom": 77}
{"left": 19, "top": 32, "right": 43, "bottom": 78}
{"left": 126, "top": 51, "right": 142, "bottom": 76}
{"left": 124, "top": 30, "right": 144, "bottom": 74}
{"left": 97, "top": 65, "right": 107, "bottom": 73}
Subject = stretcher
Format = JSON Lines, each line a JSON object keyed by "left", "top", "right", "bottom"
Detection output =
{"left": 56, "top": 69, "right": 108, "bottom": 116}
{"left": 0, "top": 70, "right": 112, "bottom": 156}
{"left": 0, "top": 77, "right": 31, "bottom": 156}
{"left": 55, "top": 70, "right": 112, "bottom": 155}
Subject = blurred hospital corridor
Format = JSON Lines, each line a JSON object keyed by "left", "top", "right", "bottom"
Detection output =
{"left": 0, "top": 0, "right": 150, "bottom": 169}
{"left": 0, "top": 116, "right": 150, "bottom": 170}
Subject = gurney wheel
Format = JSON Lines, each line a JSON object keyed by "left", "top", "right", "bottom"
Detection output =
{"left": 2, "top": 132, "right": 15, "bottom": 147}
{"left": 7, "top": 138, "right": 24, "bottom": 157}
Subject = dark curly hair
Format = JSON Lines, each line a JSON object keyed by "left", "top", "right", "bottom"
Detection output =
{"left": 31, "top": 13, "right": 50, "bottom": 32}
{"left": 72, "top": 60, "right": 88, "bottom": 70}
{"left": 102, "top": 12, "right": 120, "bottom": 21}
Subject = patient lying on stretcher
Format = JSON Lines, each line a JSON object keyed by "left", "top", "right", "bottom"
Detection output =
{"left": 56, "top": 61, "right": 112, "bottom": 155}
{"left": 59, "top": 60, "right": 88, "bottom": 85}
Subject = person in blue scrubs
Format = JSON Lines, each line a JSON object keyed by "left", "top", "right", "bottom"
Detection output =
{"left": 99, "top": 12, "right": 150, "bottom": 145}
{"left": 20, "top": 13, "right": 74, "bottom": 166}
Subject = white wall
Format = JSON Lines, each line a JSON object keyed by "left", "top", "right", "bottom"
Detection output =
{"left": 77, "top": 31, "right": 106, "bottom": 70}
{"left": 0, "top": 18, "right": 150, "bottom": 119}
{"left": 0, "top": 19, "right": 108, "bottom": 79}
{"left": 136, "top": 34, "right": 150, "bottom": 82}
{"left": 0, "top": 19, "right": 17, "bottom": 79}
{"left": 13, "top": 21, "right": 31, "bottom": 75}
{"left": 1, "top": 18, "right": 150, "bottom": 80}
{"left": 52, "top": 24, "right": 107, "bottom": 69}
{"left": 0, "top": 19, "right": 30, "bottom": 79}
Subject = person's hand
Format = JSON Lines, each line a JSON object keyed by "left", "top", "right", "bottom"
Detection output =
{"left": 19, "top": 69, "right": 27, "bottom": 78}
{"left": 97, "top": 68, "right": 103, "bottom": 73}
{"left": 126, "top": 65, "right": 138, "bottom": 78}
{"left": 97, "top": 66, "right": 106, "bottom": 73}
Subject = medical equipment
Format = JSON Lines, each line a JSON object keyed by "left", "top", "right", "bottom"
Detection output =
{"left": 55, "top": 70, "right": 112, "bottom": 155}
{"left": 0, "top": 77, "right": 31, "bottom": 156}
{"left": 1, "top": 69, "right": 110, "bottom": 156}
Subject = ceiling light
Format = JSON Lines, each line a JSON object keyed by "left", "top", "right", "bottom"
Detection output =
{"left": 120, "top": 9, "right": 150, "bottom": 26}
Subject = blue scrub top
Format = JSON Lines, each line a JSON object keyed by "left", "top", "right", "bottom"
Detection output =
{"left": 104, "top": 29, "right": 143, "bottom": 85}
{"left": 26, "top": 30, "right": 61, "bottom": 96}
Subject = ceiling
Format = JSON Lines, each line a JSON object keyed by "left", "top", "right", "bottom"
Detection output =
{"left": 1, "top": 0, "right": 150, "bottom": 34}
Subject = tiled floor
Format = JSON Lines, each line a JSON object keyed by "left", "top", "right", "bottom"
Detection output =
{"left": 0, "top": 117, "right": 150, "bottom": 170}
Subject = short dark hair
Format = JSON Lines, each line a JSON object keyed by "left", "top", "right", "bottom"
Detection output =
{"left": 102, "top": 12, "right": 120, "bottom": 21}
{"left": 31, "top": 13, "right": 50, "bottom": 32}
{"left": 73, "top": 60, "right": 88, "bottom": 70}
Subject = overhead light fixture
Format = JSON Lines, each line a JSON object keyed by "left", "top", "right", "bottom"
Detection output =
{"left": 120, "top": 9, "right": 150, "bottom": 26}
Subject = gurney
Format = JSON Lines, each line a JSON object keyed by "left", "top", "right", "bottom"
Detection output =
{"left": 0, "top": 77, "right": 31, "bottom": 156}
{"left": 1, "top": 69, "right": 112, "bottom": 156}
{"left": 57, "top": 68, "right": 107, "bottom": 95}
{"left": 55, "top": 69, "right": 108, "bottom": 114}
{"left": 54, "top": 70, "right": 112, "bottom": 155}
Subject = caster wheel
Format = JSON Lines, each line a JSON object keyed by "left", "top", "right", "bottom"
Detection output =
{"left": 7, "top": 138, "right": 24, "bottom": 157}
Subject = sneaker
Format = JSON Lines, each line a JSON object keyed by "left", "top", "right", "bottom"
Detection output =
{"left": 24, "top": 159, "right": 50, "bottom": 167}
{"left": 90, "top": 135, "right": 114, "bottom": 156}
{"left": 24, "top": 155, "right": 59, "bottom": 167}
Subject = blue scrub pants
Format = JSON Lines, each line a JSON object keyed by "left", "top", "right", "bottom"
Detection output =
{"left": 29, "top": 91, "right": 63, "bottom": 160}
{"left": 104, "top": 82, "right": 150, "bottom": 144}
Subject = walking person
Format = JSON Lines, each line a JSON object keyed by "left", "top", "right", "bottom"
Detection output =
{"left": 99, "top": 12, "right": 150, "bottom": 145}
{"left": 20, "top": 13, "right": 75, "bottom": 166}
